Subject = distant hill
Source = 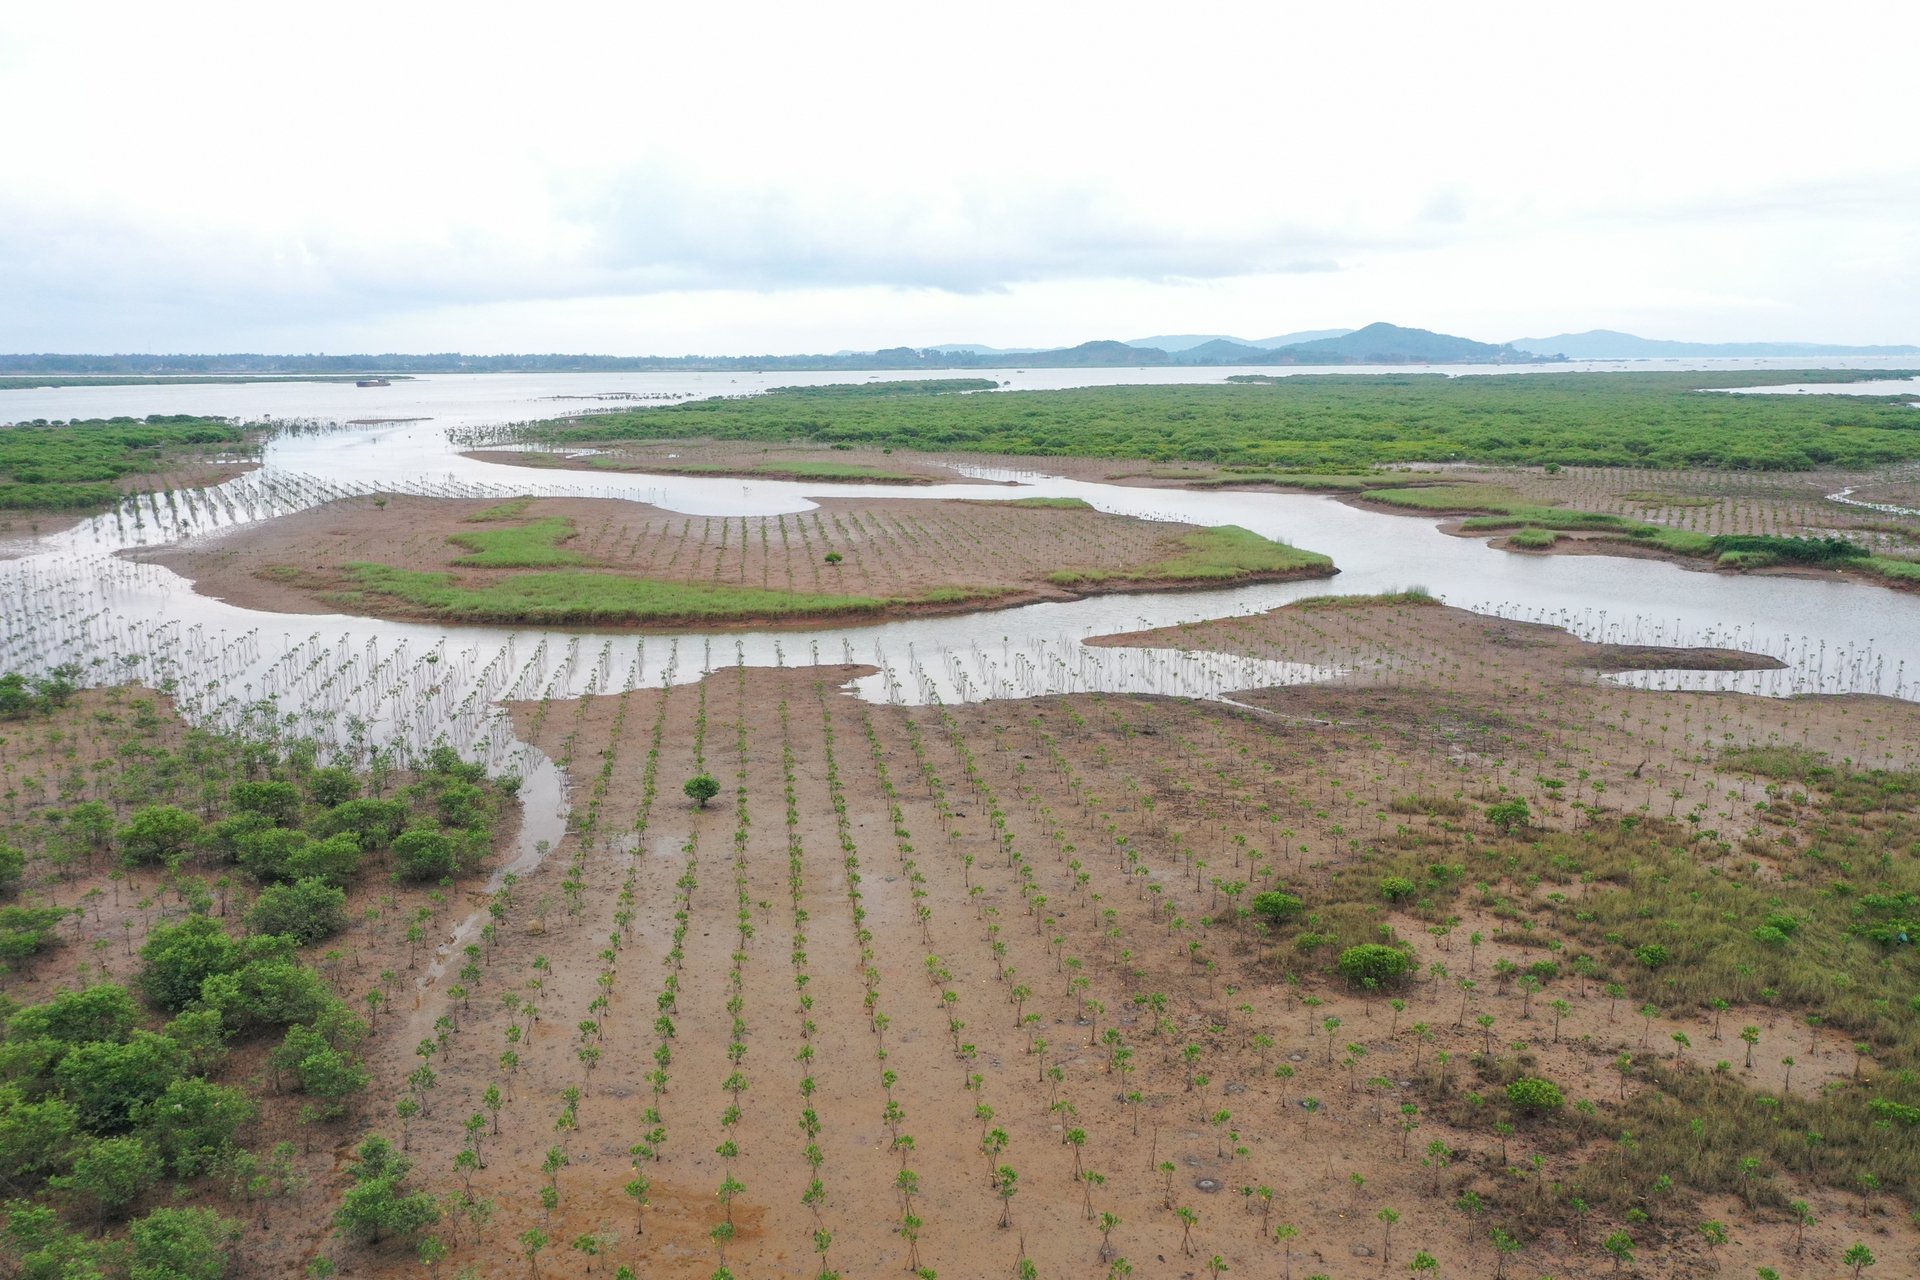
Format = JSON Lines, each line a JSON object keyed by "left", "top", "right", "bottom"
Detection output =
{"left": 1177, "top": 339, "right": 1275, "bottom": 363}
{"left": 1126, "top": 328, "right": 1353, "bottom": 352}
{"left": 1250, "top": 328, "right": 1356, "bottom": 349}
{"left": 1125, "top": 334, "right": 1238, "bottom": 352}
{"left": 1013, "top": 340, "right": 1172, "bottom": 367}
{"left": 0, "top": 327, "right": 1546, "bottom": 376}
{"left": 1511, "top": 330, "right": 1920, "bottom": 359}
{"left": 1272, "top": 322, "right": 1546, "bottom": 365}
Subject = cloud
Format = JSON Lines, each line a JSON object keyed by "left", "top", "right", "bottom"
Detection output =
{"left": 0, "top": 165, "right": 1369, "bottom": 342}
{"left": 3, "top": 0, "right": 1917, "bottom": 350}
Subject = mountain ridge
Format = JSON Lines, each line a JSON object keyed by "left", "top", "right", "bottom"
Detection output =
{"left": 1510, "top": 329, "right": 1920, "bottom": 359}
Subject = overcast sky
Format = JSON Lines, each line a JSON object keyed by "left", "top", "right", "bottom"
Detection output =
{"left": 3, "top": 1, "right": 1916, "bottom": 354}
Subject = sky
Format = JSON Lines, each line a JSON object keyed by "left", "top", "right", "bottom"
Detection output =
{"left": 2, "top": 0, "right": 1916, "bottom": 355}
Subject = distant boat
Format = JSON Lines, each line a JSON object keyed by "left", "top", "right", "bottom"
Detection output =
{"left": 356, "top": 378, "right": 391, "bottom": 388}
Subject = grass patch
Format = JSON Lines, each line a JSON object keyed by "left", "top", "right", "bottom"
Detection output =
{"left": 1289, "top": 588, "right": 1438, "bottom": 609}
{"left": 1360, "top": 483, "right": 1533, "bottom": 513}
{"left": 1507, "top": 526, "right": 1560, "bottom": 549}
{"left": 597, "top": 458, "right": 931, "bottom": 483}
{"left": 466, "top": 496, "right": 537, "bottom": 521}
{"left": 1194, "top": 471, "right": 1416, "bottom": 491}
{"left": 1617, "top": 490, "right": 1716, "bottom": 507}
{"left": 999, "top": 496, "right": 1094, "bottom": 510}
{"left": 1638, "top": 527, "right": 1716, "bottom": 555}
{"left": 1048, "top": 525, "right": 1333, "bottom": 587}
{"left": 447, "top": 517, "right": 583, "bottom": 568}
{"left": 1387, "top": 792, "right": 1469, "bottom": 816}
{"left": 1863, "top": 555, "right": 1920, "bottom": 583}
{"left": 340, "top": 563, "right": 891, "bottom": 625}
{"left": 0, "top": 416, "right": 252, "bottom": 513}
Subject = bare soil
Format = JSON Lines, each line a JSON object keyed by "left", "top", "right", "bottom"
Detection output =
{"left": 325, "top": 601, "right": 1920, "bottom": 1278}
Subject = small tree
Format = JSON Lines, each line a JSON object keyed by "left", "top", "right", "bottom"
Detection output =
{"left": 1485, "top": 798, "right": 1530, "bottom": 834}
{"left": 128, "top": 1206, "right": 242, "bottom": 1280}
{"left": 684, "top": 775, "right": 721, "bottom": 809}
{"left": 1602, "top": 1230, "right": 1634, "bottom": 1272}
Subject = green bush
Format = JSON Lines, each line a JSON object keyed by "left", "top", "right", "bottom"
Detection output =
{"left": 308, "top": 767, "right": 359, "bottom": 808}
{"left": 228, "top": 781, "right": 301, "bottom": 826}
{"left": 117, "top": 806, "right": 202, "bottom": 866}
{"left": 392, "top": 828, "right": 457, "bottom": 882}
{"left": 52, "top": 1033, "right": 187, "bottom": 1132}
{"left": 1634, "top": 943, "right": 1670, "bottom": 969}
{"left": 1379, "top": 876, "right": 1418, "bottom": 902}
{"left": 132, "top": 1079, "right": 255, "bottom": 1178}
{"left": 139, "top": 917, "right": 241, "bottom": 1013}
{"left": 128, "top": 1205, "right": 242, "bottom": 1280}
{"left": 197, "top": 960, "right": 332, "bottom": 1036}
{"left": 8, "top": 984, "right": 141, "bottom": 1047}
{"left": 1250, "top": 891, "right": 1305, "bottom": 923}
{"left": 1506, "top": 1076, "right": 1565, "bottom": 1112}
{"left": 245, "top": 878, "right": 347, "bottom": 945}
{"left": 1336, "top": 943, "right": 1413, "bottom": 989}
{"left": 312, "top": 797, "right": 409, "bottom": 850}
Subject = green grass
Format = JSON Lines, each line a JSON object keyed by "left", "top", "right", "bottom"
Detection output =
{"left": 1506, "top": 526, "right": 1560, "bottom": 549}
{"left": 511, "top": 372, "right": 1920, "bottom": 471}
{"left": 1361, "top": 483, "right": 1534, "bottom": 514}
{"left": 1193, "top": 471, "right": 1417, "bottom": 491}
{"left": 999, "top": 496, "right": 1094, "bottom": 510}
{"left": 1862, "top": 555, "right": 1920, "bottom": 584}
{"left": 591, "top": 457, "right": 931, "bottom": 484}
{"left": 1639, "top": 527, "right": 1716, "bottom": 555}
{"left": 1289, "top": 588, "right": 1438, "bottom": 609}
{"left": 339, "top": 563, "right": 895, "bottom": 625}
{"left": 466, "top": 496, "right": 537, "bottom": 521}
{"left": 447, "top": 518, "right": 583, "bottom": 567}
{"left": 1048, "top": 525, "right": 1333, "bottom": 587}
{"left": 0, "top": 416, "right": 251, "bottom": 512}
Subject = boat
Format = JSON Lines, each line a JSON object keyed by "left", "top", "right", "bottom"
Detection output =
{"left": 355, "top": 378, "right": 391, "bottom": 388}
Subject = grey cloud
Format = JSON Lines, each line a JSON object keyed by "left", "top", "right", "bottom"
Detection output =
{"left": 0, "top": 170, "right": 1370, "bottom": 343}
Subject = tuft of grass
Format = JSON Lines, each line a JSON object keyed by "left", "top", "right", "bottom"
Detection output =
{"left": 597, "top": 458, "right": 931, "bottom": 484}
{"left": 1639, "top": 527, "right": 1716, "bottom": 555}
{"left": 447, "top": 517, "right": 583, "bottom": 567}
{"left": 1289, "top": 588, "right": 1437, "bottom": 609}
{"left": 1507, "top": 526, "right": 1560, "bottom": 549}
{"left": 1386, "top": 792, "right": 1469, "bottom": 816}
{"left": 999, "top": 496, "right": 1094, "bottom": 510}
{"left": 1048, "top": 525, "right": 1333, "bottom": 587}
{"left": 466, "top": 496, "right": 538, "bottom": 521}
{"left": 1192, "top": 471, "right": 1414, "bottom": 491}
{"left": 1361, "top": 483, "right": 1534, "bottom": 514}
